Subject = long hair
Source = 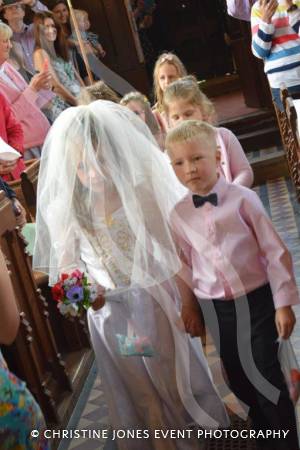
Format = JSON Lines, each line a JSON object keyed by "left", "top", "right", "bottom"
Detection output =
{"left": 34, "top": 11, "right": 69, "bottom": 62}
{"left": 163, "top": 76, "right": 217, "bottom": 125}
{"left": 153, "top": 52, "right": 187, "bottom": 112}
{"left": 50, "top": 0, "right": 72, "bottom": 36}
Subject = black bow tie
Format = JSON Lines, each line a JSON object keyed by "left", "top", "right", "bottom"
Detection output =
{"left": 192, "top": 193, "right": 218, "bottom": 208}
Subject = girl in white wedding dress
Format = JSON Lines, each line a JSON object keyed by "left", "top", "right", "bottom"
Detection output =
{"left": 33, "top": 101, "right": 228, "bottom": 450}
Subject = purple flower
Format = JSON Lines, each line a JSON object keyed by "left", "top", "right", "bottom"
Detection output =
{"left": 66, "top": 286, "right": 84, "bottom": 303}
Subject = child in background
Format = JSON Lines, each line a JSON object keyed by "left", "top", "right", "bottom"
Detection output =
{"left": 166, "top": 119, "right": 300, "bottom": 450}
{"left": 78, "top": 81, "right": 120, "bottom": 105}
{"left": 121, "top": 91, "right": 163, "bottom": 148}
{"left": 71, "top": 9, "right": 106, "bottom": 59}
{"left": 251, "top": 0, "right": 300, "bottom": 109}
{"left": 152, "top": 52, "right": 187, "bottom": 133}
{"left": 163, "top": 76, "right": 253, "bottom": 187}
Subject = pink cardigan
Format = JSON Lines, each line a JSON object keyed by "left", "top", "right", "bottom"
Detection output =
{"left": 0, "top": 62, "right": 50, "bottom": 150}
{"left": 216, "top": 127, "right": 253, "bottom": 188}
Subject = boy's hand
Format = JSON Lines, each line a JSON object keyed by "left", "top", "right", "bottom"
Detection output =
{"left": 275, "top": 306, "right": 296, "bottom": 339}
{"left": 181, "top": 303, "right": 205, "bottom": 338}
{"left": 260, "top": 0, "right": 278, "bottom": 23}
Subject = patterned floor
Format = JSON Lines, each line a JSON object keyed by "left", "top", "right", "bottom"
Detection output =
{"left": 58, "top": 177, "right": 300, "bottom": 450}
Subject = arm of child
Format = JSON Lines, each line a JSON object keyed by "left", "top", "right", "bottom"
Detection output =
{"left": 169, "top": 210, "right": 205, "bottom": 337}
{"left": 251, "top": 0, "right": 276, "bottom": 60}
{"left": 52, "top": 226, "right": 106, "bottom": 310}
{"left": 95, "top": 42, "right": 106, "bottom": 58}
{"left": 33, "top": 49, "right": 78, "bottom": 106}
{"left": 241, "top": 191, "right": 299, "bottom": 338}
{"left": 218, "top": 128, "right": 254, "bottom": 188}
{"left": 176, "top": 266, "right": 205, "bottom": 338}
{"left": 286, "top": 0, "right": 300, "bottom": 33}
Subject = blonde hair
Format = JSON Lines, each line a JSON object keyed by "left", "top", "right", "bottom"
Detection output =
{"left": 73, "top": 9, "right": 88, "bottom": 20}
{"left": 121, "top": 91, "right": 160, "bottom": 136}
{"left": 165, "top": 120, "right": 217, "bottom": 150}
{"left": 78, "top": 81, "right": 120, "bottom": 105}
{"left": 0, "top": 22, "right": 12, "bottom": 40}
{"left": 163, "top": 76, "right": 217, "bottom": 124}
{"left": 120, "top": 91, "right": 148, "bottom": 109}
{"left": 153, "top": 52, "right": 187, "bottom": 112}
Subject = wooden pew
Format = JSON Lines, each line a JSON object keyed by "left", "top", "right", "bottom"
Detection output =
{"left": 16, "top": 158, "right": 91, "bottom": 353}
{"left": 21, "top": 159, "right": 40, "bottom": 222}
{"left": 273, "top": 86, "right": 300, "bottom": 202}
{"left": 0, "top": 191, "right": 72, "bottom": 424}
{"left": 7, "top": 159, "right": 37, "bottom": 222}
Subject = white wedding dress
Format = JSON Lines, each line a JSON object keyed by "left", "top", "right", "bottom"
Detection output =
{"left": 77, "top": 208, "right": 228, "bottom": 450}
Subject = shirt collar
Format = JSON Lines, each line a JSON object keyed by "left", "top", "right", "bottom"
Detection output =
{"left": 13, "top": 23, "right": 28, "bottom": 35}
{"left": 186, "top": 174, "right": 229, "bottom": 206}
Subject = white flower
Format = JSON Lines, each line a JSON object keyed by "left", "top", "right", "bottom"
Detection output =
{"left": 57, "top": 302, "right": 79, "bottom": 317}
{"left": 63, "top": 277, "right": 77, "bottom": 289}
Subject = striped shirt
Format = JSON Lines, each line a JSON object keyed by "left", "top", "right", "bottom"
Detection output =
{"left": 251, "top": 1, "right": 300, "bottom": 88}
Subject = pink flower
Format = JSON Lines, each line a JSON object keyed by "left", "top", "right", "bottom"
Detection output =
{"left": 71, "top": 269, "right": 84, "bottom": 280}
{"left": 60, "top": 273, "right": 69, "bottom": 282}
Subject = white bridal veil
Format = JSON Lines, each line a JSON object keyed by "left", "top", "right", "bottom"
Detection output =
{"left": 33, "top": 100, "right": 182, "bottom": 286}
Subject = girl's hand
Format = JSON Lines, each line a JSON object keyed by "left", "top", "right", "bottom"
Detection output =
{"left": 260, "top": 0, "right": 278, "bottom": 23}
{"left": 181, "top": 303, "right": 205, "bottom": 338}
{"left": 92, "top": 295, "right": 105, "bottom": 310}
{"left": 275, "top": 306, "right": 296, "bottom": 339}
{"left": 91, "top": 285, "right": 106, "bottom": 311}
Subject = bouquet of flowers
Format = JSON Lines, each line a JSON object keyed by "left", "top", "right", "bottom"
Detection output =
{"left": 51, "top": 270, "right": 99, "bottom": 318}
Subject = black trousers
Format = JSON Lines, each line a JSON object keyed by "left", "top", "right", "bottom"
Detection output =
{"left": 200, "top": 284, "right": 299, "bottom": 450}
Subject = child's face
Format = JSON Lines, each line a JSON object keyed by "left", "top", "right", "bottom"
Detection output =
{"left": 83, "top": 14, "right": 90, "bottom": 31}
{"left": 157, "top": 63, "right": 179, "bottom": 93}
{"left": 168, "top": 99, "right": 203, "bottom": 127}
{"left": 168, "top": 137, "right": 220, "bottom": 195}
{"left": 76, "top": 15, "right": 85, "bottom": 32}
{"left": 125, "top": 100, "right": 146, "bottom": 122}
{"left": 76, "top": 14, "right": 89, "bottom": 32}
{"left": 77, "top": 160, "right": 106, "bottom": 193}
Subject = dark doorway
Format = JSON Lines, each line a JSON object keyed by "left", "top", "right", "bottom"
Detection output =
{"left": 149, "top": 0, "right": 234, "bottom": 79}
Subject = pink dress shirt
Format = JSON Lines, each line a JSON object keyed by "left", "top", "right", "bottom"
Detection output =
{"left": 170, "top": 176, "right": 300, "bottom": 309}
{"left": 216, "top": 127, "right": 253, "bottom": 188}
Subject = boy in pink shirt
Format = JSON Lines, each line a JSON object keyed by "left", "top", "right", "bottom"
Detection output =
{"left": 166, "top": 120, "right": 299, "bottom": 450}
